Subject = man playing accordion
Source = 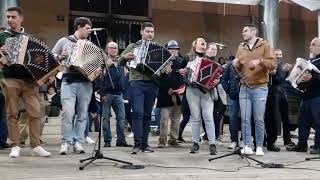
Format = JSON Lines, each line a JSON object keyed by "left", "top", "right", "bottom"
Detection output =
{"left": 52, "top": 17, "right": 93, "bottom": 155}
{"left": 119, "top": 22, "right": 172, "bottom": 154}
{"left": 0, "top": 7, "right": 51, "bottom": 158}
{"left": 287, "top": 37, "right": 320, "bottom": 154}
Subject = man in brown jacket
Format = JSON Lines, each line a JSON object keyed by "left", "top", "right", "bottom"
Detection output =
{"left": 233, "top": 24, "right": 276, "bottom": 156}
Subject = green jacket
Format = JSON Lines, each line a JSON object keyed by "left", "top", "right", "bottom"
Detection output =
{"left": 119, "top": 42, "right": 154, "bottom": 81}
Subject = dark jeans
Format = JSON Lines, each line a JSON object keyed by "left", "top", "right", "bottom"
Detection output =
{"left": 130, "top": 80, "right": 159, "bottom": 147}
{"left": 179, "top": 94, "right": 190, "bottom": 138}
{"left": 265, "top": 89, "right": 291, "bottom": 145}
{"left": 228, "top": 98, "right": 240, "bottom": 143}
{"left": 0, "top": 92, "right": 8, "bottom": 144}
{"left": 297, "top": 97, "right": 320, "bottom": 148}
{"left": 102, "top": 94, "right": 126, "bottom": 144}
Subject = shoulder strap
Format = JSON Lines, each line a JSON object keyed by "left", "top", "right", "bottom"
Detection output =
{"left": 65, "top": 35, "right": 77, "bottom": 43}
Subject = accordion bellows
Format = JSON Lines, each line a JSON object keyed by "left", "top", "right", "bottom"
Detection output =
{"left": 5, "top": 35, "right": 63, "bottom": 85}
{"left": 70, "top": 39, "right": 105, "bottom": 81}
{"left": 130, "top": 40, "right": 172, "bottom": 77}
{"left": 186, "top": 57, "right": 224, "bottom": 91}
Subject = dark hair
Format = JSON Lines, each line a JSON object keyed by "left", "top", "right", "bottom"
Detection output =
{"left": 0, "top": 26, "right": 5, "bottom": 31}
{"left": 141, "top": 22, "right": 154, "bottom": 31}
{"left": 74, "top": 17, "right": 92, "bottom": 31}
{"left": 6, "top": 6, "right": 23, "bottom": 16}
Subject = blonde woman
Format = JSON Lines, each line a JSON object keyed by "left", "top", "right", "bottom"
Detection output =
{"left": 179, "top": 38, "right": 219, "bottom": 155}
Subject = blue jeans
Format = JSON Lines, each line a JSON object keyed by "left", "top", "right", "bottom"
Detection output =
{"left": 102, "top": 94, "right": 126, "bottom": 144}
{"left": 297, "top": 97, "right": 320, "bottom": 148}
{"left": 186, "top": 87, "right": 216, "bottom": 145}
{"left": 130, "top": 80, "right": 159, "bottom": 147}
{"left": 228, "top": 98, "right": 240, "bottom": 143}
{"left": 61, "top": 81, "right": 92, "bottom": 143}
{"left": 239, "top": 85, "right": 268, "bottom": 146}
{"left": 0, "top": 92, "right": 8, "bottom": 144}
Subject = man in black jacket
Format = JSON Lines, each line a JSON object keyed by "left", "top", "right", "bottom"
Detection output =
{"left": 157, "top": 40, "right": 184, "bottom": 148}
{"left": 95, "top": 41, "right": 132, "bottom": 148}
{"left": 287, "top": 37, "right": 320, "bottom": 154}
{"left": 265, "top": 49, "right": 295, "bottom": 152}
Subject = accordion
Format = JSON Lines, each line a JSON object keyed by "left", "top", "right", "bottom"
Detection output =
{"left": 130, "top": 40, "right": 173, "bottom": 77}
{"left": 4, "top": 35, "right": 63, "bottom": 85}
{"left": 185, "top": 57, "right": 224, "bottom": 91}
{"left": 69, "top": 39, "right": 105, "bottom": 81}
{"left": 286, "top": 58, "right": 320, "bottom": 91}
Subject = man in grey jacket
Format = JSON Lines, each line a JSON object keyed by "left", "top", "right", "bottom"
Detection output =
{"left": 52, "top": 17, "right": 93, "bottom": 155}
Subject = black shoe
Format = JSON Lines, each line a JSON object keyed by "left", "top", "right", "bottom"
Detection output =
{"left": 284, "top": 140, "right": 295, "bottom": 146}
{"left": 104, "top": 142, "right": 111, "bottom": 147}
{"left": 116, "top": 142, "right": 133, "bottom": 147}
{"left": 177, "top": 137, "right": 186, "bottom": 143}
{"left": 0, "top": 142, "right": 10, "bottom": 149}
{"left": 190, "top": 143, "right": 199, "bottom": 154}
{"left": 310, "top": 145, "right": 315, "bottom": 149}
{"left": 310, "top": 147, "right": 320, "bottom": 154}
{"left": 267, "top": 144, "right": 281, "bottom": 152}
{"left": 286, "top": 145, "right": 307, "bottom": 152}
{"left": 131, "top": 145, "right": 140, "bottom": 154}
{"left": 209, "top": 144, "right": 217, "bottom": 155}
{"left": 141, "top": 145, "right": 154, "bottom": 153}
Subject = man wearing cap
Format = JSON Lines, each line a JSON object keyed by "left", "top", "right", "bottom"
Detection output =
{"left": 156, "top": 40, "right": 184, "bottom": 148}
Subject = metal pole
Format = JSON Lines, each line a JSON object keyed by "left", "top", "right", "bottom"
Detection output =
{"left": 0, "top": 0, "right": 18, "bottom": 27}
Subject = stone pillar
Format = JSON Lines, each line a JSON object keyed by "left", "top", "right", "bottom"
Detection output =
{"left": 259, "top": 0, "right": 278, "bottom": 48}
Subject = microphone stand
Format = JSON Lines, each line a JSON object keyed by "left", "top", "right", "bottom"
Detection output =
{"left": 208, "top": 45, "right": 282, "bottom": 169}
{"left": 79, "top": 30, "right": 134, "bottom": 170}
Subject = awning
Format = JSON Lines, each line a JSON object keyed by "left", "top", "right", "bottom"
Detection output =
{"left": 188, "top": 0, "right": 261, "bottom": 5}
{"left": 282, "top": 0, "right": 320, "bottom": 11}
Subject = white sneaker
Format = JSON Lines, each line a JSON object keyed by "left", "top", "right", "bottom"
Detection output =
{"left": 228, "top": 142, "right": 237, "bottom": 149}
{"left": 31, "top": 146, "right": 51, "bottom": 157}
{"left": 9, "top": 146, "right": 21, "bottom": 158}
{"left": 255, "top": 146, "right": 265, "bottom": 156}
{"left": 127, "top": 132, "right": 134, "bottom": 138}
{"left": 85, "top": 136, "right": 95, "bottom": 144}
{"left": 59, "top": 142, "right": 70, "bottom": 155}
{"left": 241, "top": 145, "right": 253, "bottom": 155}
{"left": 73, "top": 142, "right": 85, "bottom": 154}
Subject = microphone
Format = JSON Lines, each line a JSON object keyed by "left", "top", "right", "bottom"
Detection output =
{"left": 215, "top": 43, "right": 228, "bottom": 48}
{"left": 89, "top": 28, "right": 105, "bottom": 31}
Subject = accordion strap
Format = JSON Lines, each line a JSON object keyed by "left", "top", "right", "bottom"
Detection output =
{"left": 65, "top": 35, "right": 77, "bottom": 43}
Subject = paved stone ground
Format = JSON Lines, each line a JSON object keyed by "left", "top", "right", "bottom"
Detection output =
{"left": 1, "top": 120, "right": 320, "bottom": 180}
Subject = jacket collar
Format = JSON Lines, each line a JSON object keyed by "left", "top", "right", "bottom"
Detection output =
{"left": 242, "top": 38, "right": 265, "bottom": 51}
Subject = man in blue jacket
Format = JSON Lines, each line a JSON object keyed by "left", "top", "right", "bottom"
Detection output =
{"left": 95, "top": 41, "right": 132, "bottom": 148}
{"left": 220, "top": 58, "right": 241, "bottom": 149}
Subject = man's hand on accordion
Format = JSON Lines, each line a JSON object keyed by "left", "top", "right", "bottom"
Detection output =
{"left": 163, "top": 64, "right": 172, "bottom": 74}
{"left": 0, "top": 45, "right": 8, "bottom": 55}
{"left": 122, "top": 52, "right": 135, "bottom": 61}
{"left": 58, "top": 50, "right": 68, "bottom": 61}
{"left": 300, "top": 72, "right": 312, "bottom": 82}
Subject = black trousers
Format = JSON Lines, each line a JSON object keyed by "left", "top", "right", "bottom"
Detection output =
{"left": 265, "top": 89, "right": 291, "bottom": 145}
